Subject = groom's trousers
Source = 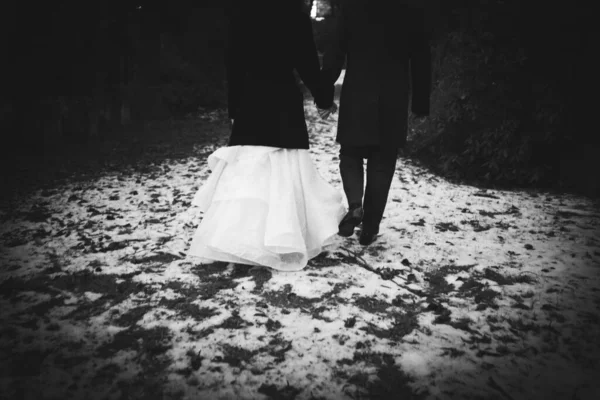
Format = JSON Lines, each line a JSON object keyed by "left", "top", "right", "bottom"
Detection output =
{"left": 339, "top": 145, "right": 399, "bottom": 231}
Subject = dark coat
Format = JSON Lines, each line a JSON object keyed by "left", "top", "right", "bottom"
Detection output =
{"left": 226, "top": 9, "right": 329, "bottom": 150}
{"left": 321, "top": 0, "right": 433, "bottom": 149}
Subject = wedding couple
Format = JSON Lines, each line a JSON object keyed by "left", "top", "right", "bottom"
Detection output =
{"left": 188, "top": 0, "right": 432, "bottom": 272}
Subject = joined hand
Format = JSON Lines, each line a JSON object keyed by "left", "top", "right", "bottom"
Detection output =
{"left": 318, "top": 103, "right": 338, "bottom": 120}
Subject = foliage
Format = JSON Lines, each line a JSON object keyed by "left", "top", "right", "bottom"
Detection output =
{"left": 405, "top": 1, "right": 593, "bottom": 194}
{"left": 423, "top": 30, "right": 553, "bottom": 187}
{"left": 159, "top": 37, "right": 226, "bottom": 115}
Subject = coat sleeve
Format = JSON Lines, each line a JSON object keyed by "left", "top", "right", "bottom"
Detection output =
{"left": 409, "top": 8, "right": 432, "bottom": 117}
{"left": 225, "top": 17, "right": 243, "bottom": 120}
{"left": 293, "top": 13, "right": 330, "bottom": 109}
{"left": 320, "top": 6, "right": 348, "bottom": 108}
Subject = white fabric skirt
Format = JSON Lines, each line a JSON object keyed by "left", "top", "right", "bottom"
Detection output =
{"left": 187, "top": 145, "right": 346, "bottom": 271}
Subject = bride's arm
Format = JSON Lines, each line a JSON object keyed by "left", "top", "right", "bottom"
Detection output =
{"left": 293, "top": 13, "right": 330, "bottom": 110}
{"left": 408, "top": 7, "right": 432, "bottom": 117}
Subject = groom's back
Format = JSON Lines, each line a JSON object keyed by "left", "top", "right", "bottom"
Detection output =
{"left": 341, "top": 0, "right": 427, "bottom": 67}
{"left": 321, "top": 0, "right": 433, "bottom": 148}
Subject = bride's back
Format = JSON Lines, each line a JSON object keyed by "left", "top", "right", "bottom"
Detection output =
{"left": 226, "top": 0, "right": 305, "bottom": 75}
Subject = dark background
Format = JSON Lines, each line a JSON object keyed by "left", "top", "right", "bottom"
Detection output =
{"left": 1, "top": 0, "right": 596, "bottom": 197}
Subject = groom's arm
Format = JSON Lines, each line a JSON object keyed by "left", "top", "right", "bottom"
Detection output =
{"left": 409, "top": 8, "right": 432, "bottom": 117}
{"left": 320, "top": 3, "right": 348, "bottom": 108}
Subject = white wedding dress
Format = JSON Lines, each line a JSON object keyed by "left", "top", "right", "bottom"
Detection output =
{"left": 187, "top": 145, "right": 345, "bottom": 271}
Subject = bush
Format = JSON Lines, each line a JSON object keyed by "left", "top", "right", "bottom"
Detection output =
{"left": 156, "top": 8, "right": 228, "bottom": 116}
{"left": 159, "top": 42, "right": 226, "bottom": 115}
{"left": 410, "top": 2, "right": 593, "bottom": 194}
{"left": 424, "top": 30, "right": 554, "bottom": 186}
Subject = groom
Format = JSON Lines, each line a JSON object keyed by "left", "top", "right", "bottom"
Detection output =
{"left": 320, "top": 0, "right": 433, "bottom": 245}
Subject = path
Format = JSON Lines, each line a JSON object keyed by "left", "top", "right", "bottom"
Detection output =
{"left": 0, "top": 104, "right": 599, "bottom": 400}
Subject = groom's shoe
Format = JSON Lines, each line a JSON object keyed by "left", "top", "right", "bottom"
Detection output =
{"left": 338, "top": 205, "right": 363, "bottom": 237}
{"left": 359, "top": 227, "right": 379, "bottom": 246}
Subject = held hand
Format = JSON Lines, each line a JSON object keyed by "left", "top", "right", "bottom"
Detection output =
{"left": 318, "top": 109, "right": 331, "bottom": 120}
{"left": 318, "top": 103, "right": 338, "bottom": 120}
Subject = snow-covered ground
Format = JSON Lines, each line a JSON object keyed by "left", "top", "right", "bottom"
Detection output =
{"left": 0, "top": 102, "right": 599, "bottom": 400}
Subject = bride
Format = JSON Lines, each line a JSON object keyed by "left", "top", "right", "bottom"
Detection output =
{"left": 187, "top": 0, "right": 343, "bottom": 272}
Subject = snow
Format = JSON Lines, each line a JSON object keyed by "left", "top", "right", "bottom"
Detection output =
{"left": 0, "top": 101, "right": 599, "bottom": 400}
